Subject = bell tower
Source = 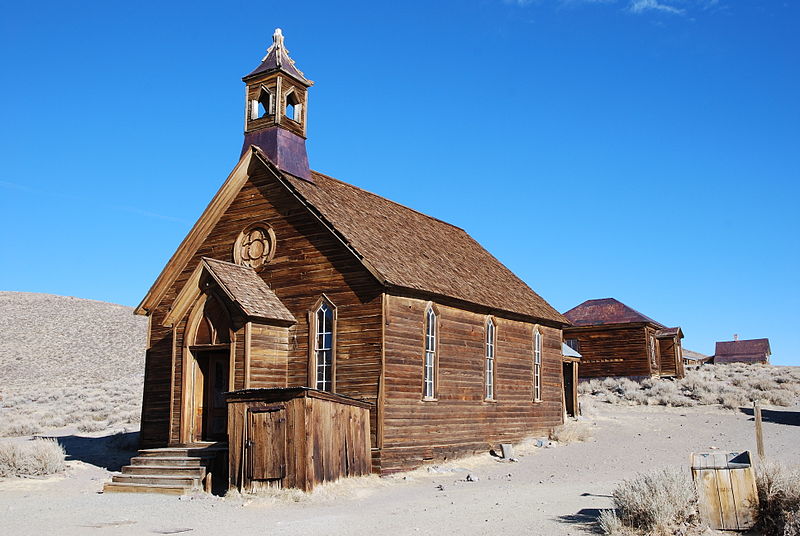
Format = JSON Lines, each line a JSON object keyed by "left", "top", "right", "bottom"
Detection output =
{"left": 242, "top": 29, "right": 314, "bottom": 181}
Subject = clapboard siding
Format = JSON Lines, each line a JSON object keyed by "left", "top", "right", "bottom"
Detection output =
{"left": 380, "top": 295, "right": 563, "bottom": 474}
{"left": 564, "top": 324, "right": 653, "bottom": 378}
{"left": 140, "top": 166, "right": 384, "bottom": 448}
{"left": 249, "top": 323, "right": 289, "bottom": 388}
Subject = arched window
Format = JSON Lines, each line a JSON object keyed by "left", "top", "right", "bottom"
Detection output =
{"left": 285, "top": 91, "right": 302, "bottom": 122}
{"left": 193, "top": 295, "right": 231, "bottom": 346}
{"left": 313, "top": 300, "right": 335, "bottom": 392}
{"left": 485, "top": 319, "right": 495, "bottom": 400}
{"left": 533, "top": 328, "right": 542, "bottom": 402}
{"left": 423, "top": 306, "right": 437, "bottom": 399}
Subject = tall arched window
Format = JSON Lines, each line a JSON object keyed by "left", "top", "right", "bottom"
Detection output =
{"left": 485, "top": 319, "right": 495, "bottom": 400}
{"left": 314, "top": 300, "right": 335, "bottom": 392}
{"left": 423, "top": 306, "right": 437, "bottom": 399}
{"left": 533, "top": 328, "right": 542, "bottom": 402}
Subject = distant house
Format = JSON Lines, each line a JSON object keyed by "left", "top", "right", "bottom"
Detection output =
{"left": 682, "top": 348, "right": 711, "bottom": 369}
{"left": 713, "top": 338, "right": 771, "bottom": 365}
{"left": 563, "top": 298, "right": 685, "bottom": 379}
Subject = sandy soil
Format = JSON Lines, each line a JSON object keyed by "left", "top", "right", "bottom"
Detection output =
{"left": 2, "top": 402, "right": 798, "bottom": 536}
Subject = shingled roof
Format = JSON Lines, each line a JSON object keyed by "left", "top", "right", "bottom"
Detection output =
{"left": 202, "top": 257, "right": 296, "bottom": 324}
{"left": 715, "top": 338, "right": 771, "bottom": 360}
{"left": 563, "top": 298, "right": 664, "bottom": 328}
{"left": 656, "top": 327, "right": 683, "bottom": 338}
{"left": 278, "top": 166, "right": 567, "bottom": 325}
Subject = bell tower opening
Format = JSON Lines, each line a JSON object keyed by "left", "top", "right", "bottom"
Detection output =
{"left": 241, "top": 28, "right": 314, "bottom": 181}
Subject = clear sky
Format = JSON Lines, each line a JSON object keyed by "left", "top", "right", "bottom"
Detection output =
{"left": 1, "top": 1, "right": 797, "bottom": 365}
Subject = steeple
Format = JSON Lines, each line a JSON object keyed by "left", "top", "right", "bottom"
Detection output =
{"left": 242, "top": 29, "right": 314, "bottom": 181}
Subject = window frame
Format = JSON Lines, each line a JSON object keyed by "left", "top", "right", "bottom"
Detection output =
{"left": 533, "top": 326, "right": 542, "bottom": 402}
{"left": 309, "top": 296, "right": 337, "bottom": 392}
{"left": 485, "top": 317, "right": 496, "bottom": 401}
{"left": 422, "top": 304, "right": 439, "bottom": 401}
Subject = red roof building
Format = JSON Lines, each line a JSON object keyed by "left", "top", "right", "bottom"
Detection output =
{"left": 713, "top": 338, "right": 771, "bottom": 365}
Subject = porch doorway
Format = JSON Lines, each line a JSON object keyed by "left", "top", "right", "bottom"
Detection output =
{"left": 563, "top": 361, "right": 578, "bottom": 418}
{"left": 193, "top": 350, "right": 229, "bottom": 442}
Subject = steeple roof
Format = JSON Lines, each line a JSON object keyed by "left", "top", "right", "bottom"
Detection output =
{"left": 244, "top": 28, "right": 311, "bottom": 85}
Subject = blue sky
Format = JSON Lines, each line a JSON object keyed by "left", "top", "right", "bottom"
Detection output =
{"left": 1, "top": 1, "right": 797, "bottom": 364}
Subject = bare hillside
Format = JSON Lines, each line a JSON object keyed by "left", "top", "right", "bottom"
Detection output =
{"left": 0, "top": 292, "right": 147, "bottom": 436}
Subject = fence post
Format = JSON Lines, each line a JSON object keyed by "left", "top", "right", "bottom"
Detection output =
{"left": 754, "top": 401, "right": 765, "bottom": 460}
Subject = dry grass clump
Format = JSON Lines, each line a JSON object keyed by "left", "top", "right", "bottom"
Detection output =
{"left": 0, "top": 438, "right": 66, "bottom": 477}
{"left": 579, "top": 364, "right": 800, "bottom": 409}
{"left": 0, "top": 380, "right": 142, "bottom": 437}
{"left": 755, "top": 461, "right": 800, "bottom": 536}
{"left": 228, "top": 474, "right": 393, "bottom": 505}
{"left": 600, "top": 467, "right": 700, "bottom": 535}
{"left": 0, "top": 292, "right": 146, "bottom": 437}
{"left": 549, "top": 421, "right": 593, "bottom": 444}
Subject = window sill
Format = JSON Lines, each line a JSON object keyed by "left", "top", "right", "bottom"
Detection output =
{"left": 483, "top": 398, "right": 498, "bottom": 404}
{"left": 421, "top": 397, "right": 438, "bottom": 402}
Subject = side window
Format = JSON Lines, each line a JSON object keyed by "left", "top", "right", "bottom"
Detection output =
{"left": 313, "top": 299, "right": 335, "bottom": 392}
{"left": 423, "top": 306, "right": 437, "bottom": 399}
{"left": 485, "top": 319, "right": 495, "bottom": 400}
{"left": 533, "top": 328, "right": 542, "bottom": 402}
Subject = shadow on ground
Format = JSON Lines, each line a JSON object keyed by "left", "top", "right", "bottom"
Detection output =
{"left": 557, "top": 508, "right": 605, "bottom": 534}
{"left": 47, "top": 432, "right": 139, "bottom": 472}
{"left": 740, "top": 407, "right": 800, "bottom": 427}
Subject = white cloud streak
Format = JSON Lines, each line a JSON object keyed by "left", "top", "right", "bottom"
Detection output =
{"left": 629, "top": 0, "right": 685, "bottom": 15}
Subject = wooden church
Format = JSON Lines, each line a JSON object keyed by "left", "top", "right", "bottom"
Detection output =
{"left": 112, "top": 30, "right": 569, "bottom": 494}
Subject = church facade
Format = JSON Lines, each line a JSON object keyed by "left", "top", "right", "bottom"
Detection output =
{"left": 134, "top": 30, "right": 569, "bottom": 477}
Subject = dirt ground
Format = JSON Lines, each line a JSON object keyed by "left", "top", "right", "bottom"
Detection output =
{"left": 2, "top": 402, "right": 798, "bottom": 536}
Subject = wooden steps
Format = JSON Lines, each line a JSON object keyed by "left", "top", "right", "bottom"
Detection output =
{"left": 103, "top": 445, "right": 226, "bottom": 495}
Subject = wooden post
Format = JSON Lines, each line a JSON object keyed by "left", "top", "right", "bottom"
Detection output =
{"left": 754, "top": 402, "right": 765, "bottom": 460}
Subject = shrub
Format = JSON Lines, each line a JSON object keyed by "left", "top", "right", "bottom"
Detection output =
{"left": 604, "top": 467, "right": 699, "bottom": 535}
{"left": 0, "top": 438, "right": 66, "bottom": 477}
{"left": 0, "top": 418, "right": 42, "bottom": 437}
{"left": 755, "top": 461, "right": 800, "bottom": 536}
{"left": 549, "top": 421, "right": 593, "bottom": 444}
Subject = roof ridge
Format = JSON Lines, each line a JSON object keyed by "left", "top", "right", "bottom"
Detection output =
{"left": 309, "top": 170, "right": 467, "bottom": 233}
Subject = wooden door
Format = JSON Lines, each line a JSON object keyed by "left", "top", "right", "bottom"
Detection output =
{"left": 248, "top": 407, "right": 287, "bottom": 481}
{"left": 563, "top": 362, "right": 577, "bottom": 418}
{"left": 194, "top": 350, "right": 229, "bottom": 442}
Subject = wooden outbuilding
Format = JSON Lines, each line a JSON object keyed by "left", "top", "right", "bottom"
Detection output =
{"left": 561, "top": 342, "right": 580, "bottom": 418}
{"left": 226, "top": 388, "right": 371, "bottom": 492}
{"left": 562, "top": 298, "right": 685, "bottom": 379}
{"left": 713, "top": 338, "right": 771, "bottom": 365}
{"left": 119, "top": 29, "right": 571, "bottom": 493}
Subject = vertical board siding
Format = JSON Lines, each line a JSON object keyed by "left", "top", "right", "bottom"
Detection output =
{"left": 381, "top": 295, "right": 564, "bottom": 474}
{"left": 249, "top": 324, "right": 290, "bottom": 388}
{"left": 141, "top": 167, "right": 383, "bottom": 447}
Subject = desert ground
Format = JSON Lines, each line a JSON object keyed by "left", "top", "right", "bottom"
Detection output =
{"left": 0, "top": 402, "right": 797, "bottom": 535}
{"left": 1, "top": 293, "right": 798, "bottom": 535}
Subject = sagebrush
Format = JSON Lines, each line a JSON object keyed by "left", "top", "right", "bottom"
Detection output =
{"left": 601, "top": 467, "right": 699, "bottom": 536}
{"left": 0, "top": 438, "right": 66, "bottom": 477}
{"left": 580, "top": 364, "right": 800, "bottom": 409}
{"left": 755, "top": 461, "right": 800, "bottom": 536}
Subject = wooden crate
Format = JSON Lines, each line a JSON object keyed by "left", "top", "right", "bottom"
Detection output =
{"left": 691, "top": 451, "right": 759, "bottom": 531}
{"left": 226, "top": 387, "right": 372, "bottom": 492}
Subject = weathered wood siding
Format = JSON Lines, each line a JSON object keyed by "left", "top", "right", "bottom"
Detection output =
{"left": 658, "top": 337, "right": 685, "bottom": 378}
{"left": 380, "top": 295, "right": 564, "bottom": 474}
{"left": 140, "top": 164, "right": 383, "bottom": 447}
{"left": 565, "top": 324, "right": 653, "bottom": 379}
{"left": 139, "top": 309, "right": 173, "bottom": 448}
{"left": 227, "top": 389, "right": 371, "bottom": 492}
{"left": 249, "top": 323, "right": 289, "bottom": 388}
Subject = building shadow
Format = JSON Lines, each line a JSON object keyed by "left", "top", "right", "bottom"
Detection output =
{"left": 44, "top": 432, "right": 139, "bottom": 472}
{"left": 556, "top": 508, "right": 605, "bottom": 534}
{"left": 740, "top": 407, "right": 800, "bottom": 427}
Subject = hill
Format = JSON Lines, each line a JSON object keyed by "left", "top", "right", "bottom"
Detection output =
{"left": 0, "top": 292, "right": 147, "bottom": 436}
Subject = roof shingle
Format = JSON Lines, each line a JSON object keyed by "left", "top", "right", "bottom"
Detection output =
{"left": 203, "top": 257, "right": 296, "bottom": 324}
{"left": 563, "top": 298, "right": 664, "bottom": 328}
{"left": 279, "top": 167, "right": 567, "bottom": 325}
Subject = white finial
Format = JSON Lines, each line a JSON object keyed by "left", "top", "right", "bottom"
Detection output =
{"left": 273, "top": 28, "right": 284, "bottom": 48}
